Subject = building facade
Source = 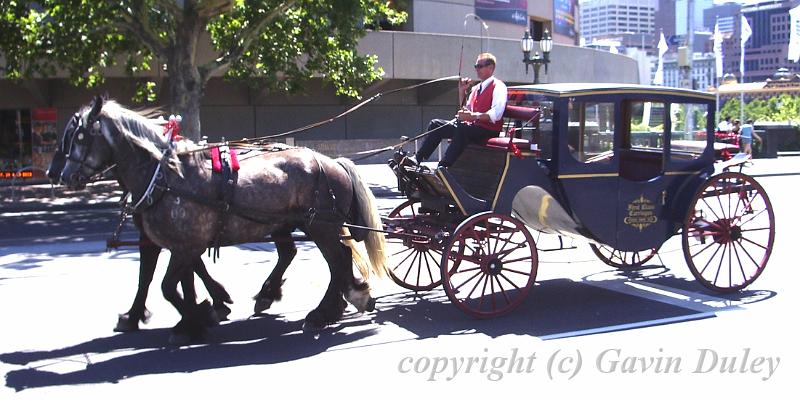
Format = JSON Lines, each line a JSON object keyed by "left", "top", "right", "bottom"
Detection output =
{"left": 581, "top": 0, "right": 657, "bottom": 42}
{"left": 660, "top": 52, "right": 717, "bottom": 89}
{"left": 738, "top": 0, "right": 800, "bottom": 83}
{"left": 1, "top": 1, "right": 641, "bottom": 174}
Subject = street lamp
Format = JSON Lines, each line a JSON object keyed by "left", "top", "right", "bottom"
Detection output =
{"left": 521, "top": 29, "right": 553, "bottom": 84}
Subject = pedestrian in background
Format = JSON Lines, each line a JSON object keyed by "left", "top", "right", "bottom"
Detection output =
{"left": 740, "top": 119, "right": 762, "bottom": 156}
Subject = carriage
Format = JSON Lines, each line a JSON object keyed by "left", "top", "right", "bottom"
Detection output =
{"left": 382, "top": 83, "right": 775, "bottom": 318}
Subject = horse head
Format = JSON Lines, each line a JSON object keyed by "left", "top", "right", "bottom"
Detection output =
{"left": 46, "top": 112, "right": 81, "bottom": 184}
{"left": 60, "top": 95, "right": 114, "bottom": 189}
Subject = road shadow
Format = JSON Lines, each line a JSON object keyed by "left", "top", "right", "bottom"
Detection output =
{"left": 370, "top": 268, "right": 776, "bottom": 341}
{"left": 1, "top": 267, "right": 776, "bottom": 391}
{"left": 1, "top": 313, "right": 377, "bottom": 391}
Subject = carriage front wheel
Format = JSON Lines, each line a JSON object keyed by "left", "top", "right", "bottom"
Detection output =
{"left": 385, "top": 200, "right": 444, "bottom": 291}
{"left": 590, "top": 244, "right": 660, "bottom": 269}
{"left": 682, "top": 172, "right": 775, "bottom": 293}
{"left": 441, "top": 212, "right": 538, "bottom": 318}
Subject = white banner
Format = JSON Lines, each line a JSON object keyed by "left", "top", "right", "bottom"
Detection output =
{"left": 789, "top": 4, "right": 800, "bottom": 63}
{"left": 714, "top": 22, "right": 724, "bottom": 78}
{"left": 740, "top": 15, "right": 752, "bottom": 77}
{"left": 653, "top": 32, "right": 668, "bottom": 85}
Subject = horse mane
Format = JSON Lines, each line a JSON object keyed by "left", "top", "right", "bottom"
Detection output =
{"left": 95, "top": 100, "right": 200, "bottom": 176}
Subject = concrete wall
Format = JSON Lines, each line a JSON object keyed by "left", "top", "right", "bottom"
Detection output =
{"left": 1, "top": 32, "right": 639, "bottom": 163}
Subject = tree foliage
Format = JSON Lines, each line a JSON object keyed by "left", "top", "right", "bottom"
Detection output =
{"left": 0, "top": 0, "right": 406, "bottom": 138}
{"left": 719, "top": 94, "right": 800, "bottom": 123}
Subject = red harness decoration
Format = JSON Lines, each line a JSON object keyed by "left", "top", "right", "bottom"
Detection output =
{"left": 210, "top": 146, "right": 240, "bottom": 173}
{"left": 163, "top": 115, "right": 184, "bottom": 142}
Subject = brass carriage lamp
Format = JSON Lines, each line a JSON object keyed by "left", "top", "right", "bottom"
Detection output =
{"left": 521, "top": 29, "right": 553, "bottom": 84}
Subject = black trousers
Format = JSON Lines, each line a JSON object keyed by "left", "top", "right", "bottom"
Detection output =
{"left": 416, "top": 119, "right": 498, "bottom": 167}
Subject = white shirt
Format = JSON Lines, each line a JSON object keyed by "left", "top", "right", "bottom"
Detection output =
{"left": 468, "top": 76, "right": 507, "bottom": 123}
{"left": 717, "top": 120, "right": 731, "bottom": 131}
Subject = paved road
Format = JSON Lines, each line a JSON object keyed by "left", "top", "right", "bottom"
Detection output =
{"left": 1, "top": 159, "right": 799, "bottom": 401}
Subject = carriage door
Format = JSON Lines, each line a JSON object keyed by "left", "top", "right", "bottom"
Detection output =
{"left": 616, "top": 100, "right": 673, "bottom": 251}
{"left": 556, "top": 99, "right": 621, "bottom": 247}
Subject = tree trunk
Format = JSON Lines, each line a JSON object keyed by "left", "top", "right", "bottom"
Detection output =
{"left": 167, "top": 5, "right": 205, "bottom": 141}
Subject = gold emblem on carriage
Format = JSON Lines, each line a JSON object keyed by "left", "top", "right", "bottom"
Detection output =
{"left": 624, "top": 195, "right": 658, "bottom": 231}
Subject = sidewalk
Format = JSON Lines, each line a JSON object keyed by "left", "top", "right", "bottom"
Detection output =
{"left": 1, "top": 163, "right": 401, "bottom": 214}
{"left": 3, "top": 157, "right": 796, "bottom": 214}
{"left": 0, "top": 180, "right": 125, "bottom": 213}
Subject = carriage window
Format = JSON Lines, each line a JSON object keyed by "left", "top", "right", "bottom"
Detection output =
{"left": 670, "top": 103, "right": 709, "bottom": 160}
{"left": 567, "top": 101, "right": 614, "bottom": 164}
{"left": 628, "top": 101, "right": 665, "bottom": 151}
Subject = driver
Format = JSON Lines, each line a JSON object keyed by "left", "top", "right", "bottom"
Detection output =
{"left": 412, "top": 52, "right": 507, "bottom": 168}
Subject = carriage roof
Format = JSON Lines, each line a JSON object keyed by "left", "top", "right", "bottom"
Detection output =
{"left": 508, "top": 83, "right": 716, "bottom": 101}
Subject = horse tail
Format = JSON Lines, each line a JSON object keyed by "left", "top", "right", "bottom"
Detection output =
{"left": 335, "top": 157, "right": 388, "bottom": 279}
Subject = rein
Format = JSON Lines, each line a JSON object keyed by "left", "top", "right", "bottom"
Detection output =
{"left": 176, "top": 75, "right": 460, "bottom": 156}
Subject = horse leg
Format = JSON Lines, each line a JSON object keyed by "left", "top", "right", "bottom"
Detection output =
{"left": 254, "top": 228, "right": 296, "bottom": 313}
{"left": 193, "top": 256, "right": 233, "bottom": 321}
{"left": 339, "top": 243, "right": 377, "bottom": 313}
{"left": 161, "top": 254, "right": 214, "bottom": 345}
{"left": 302, "top": 228, "right": 350, "bottom": 332}
{"left": 114, "top": 232, "right": 160, "bottom": 333}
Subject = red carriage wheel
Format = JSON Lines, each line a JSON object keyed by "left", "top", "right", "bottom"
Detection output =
{"left": 441, "top": 212, "right": 538, "bottom": 318}
{"left": 589, "top": 244, "right": 660, "bottom": 269}
{"left": 682, "top": 172, "right": 775, "bottom": 292}
{"left": 385, "top": 200, "right": 444, "bottom": 291}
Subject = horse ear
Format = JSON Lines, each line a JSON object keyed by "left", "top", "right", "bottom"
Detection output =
{"left": 89, "top": 95, "right": 104, "bottom": 119}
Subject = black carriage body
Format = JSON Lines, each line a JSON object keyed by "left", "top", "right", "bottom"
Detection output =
{"left": 387, "top": 83, "right": 775, "bottom": 312}
{"left": 407, "top": 84, "right": 719, "bottom": 252}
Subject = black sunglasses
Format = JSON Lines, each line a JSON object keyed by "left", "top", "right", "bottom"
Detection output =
{"left": 474, "top": 61, "right": 493, "bottom": 69}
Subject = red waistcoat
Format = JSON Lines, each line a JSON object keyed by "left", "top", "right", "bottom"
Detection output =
{"left": 468, "top": 80, "right": 504, "bottom": 132}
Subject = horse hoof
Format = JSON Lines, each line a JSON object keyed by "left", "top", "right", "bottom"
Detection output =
{"left": 141, "top": 308, "right": 152, "bottom": 324}
{"left": 214, "top": 304, "right": 232, "bottom": 322}
{"left": 302, "top": 320, "right": 327, "bottom": 333}
{"left": 198, "top": 300, "right": 220, "bottom": 327}
{"left": 114, "top": 313, "right": 142, "bottom": 332}
{"left": 302, "top": 311, "right": 329, "bottom": 332}
{"left": 253, "top": 298, "right": 274, "bottom": 314}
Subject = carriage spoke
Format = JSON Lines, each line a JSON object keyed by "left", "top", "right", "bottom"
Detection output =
{"left": 415, "top": 250, "right": 423, "bottom": 287}
{"left": 701, "top": 197, "right": 723, "bottom": 221}
{"left": 502, "top": 267, "right": 533, "bottom": 277}
{"left": 712, "top": 243, "right": 728, "bottom": 287}
{"left": 477, "top": 274, "right": 490, "bottom": 308}
{"left": 494, "top": 275, "right": 511, "bottom": 305}
{"left": 455, "top": 269, "right": 484, "bottom": 292}
{"left": 735, "top": 238, "right": 762, "bottom": 273}
{"left": 727, "top": 237, "right": 733, "bottom": 288}
{"left": 422, "top": 250, "right": 436, "bottom": 284}
{"left": 740, "top": 236, "right": 769, "bottom": 251}
{"left": 738, "top": 226, "right": 771, "bottom": 233}
{"left": 403, "top": 250, "right": 420, "bottom": 283}
{"left": 689, "top": 241, "right": 718, "bottom": 259}
{"left": 490, "top": 276, "right": 496, "bottom": 310}
{"left": 498, "top": 272, "right": 521, "bottom": 291}
{"left": 737, "top": 207, "right": 767, "bottom": 227}
{"left": 699, "top": 240, "right": 725, "bottom": 276}
{"left": 730, "top": 239, "right": 748, "bottom": 284}
{"left": 391, "top": 246, "right": 414, "bottom": 258}
{"left": 500, "top": 255, "right": 534, "bottom": 265}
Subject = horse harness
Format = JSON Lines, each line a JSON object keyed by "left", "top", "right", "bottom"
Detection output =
{"left": 115, "top": 145, "right": 353, "bottom": 259}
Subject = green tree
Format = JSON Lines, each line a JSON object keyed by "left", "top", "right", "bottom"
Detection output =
{"left": 719, "top": 95, "right": 800, "bottom": 123}
{"left": 0, "top": 0, "right": 405, "bottom": 139}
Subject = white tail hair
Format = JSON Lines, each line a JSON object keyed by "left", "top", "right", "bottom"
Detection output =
{"left": 336, "top": 157, "right": 388, "bottom": 279}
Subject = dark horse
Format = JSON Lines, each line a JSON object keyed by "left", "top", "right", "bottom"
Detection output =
{"left": 48, "top": 114, "right": 300, "bottom": 333}
{"left": 58, "top": 96, "right": 387, "bottom": 344}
